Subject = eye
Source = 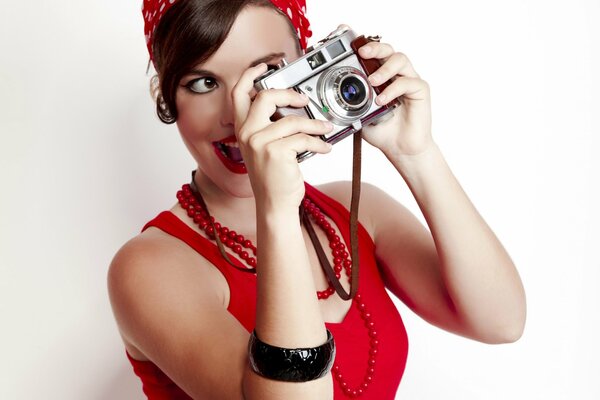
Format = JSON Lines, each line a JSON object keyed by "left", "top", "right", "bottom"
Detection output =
{"left": 185, "top": 77, "right": 218, "bottom": 94}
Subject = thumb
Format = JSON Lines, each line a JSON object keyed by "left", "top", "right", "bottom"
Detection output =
{"left": 231, "top": 63, "right": 268, "bottom": 130}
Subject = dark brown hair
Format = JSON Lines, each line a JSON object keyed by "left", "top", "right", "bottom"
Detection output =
{"left": 150, "top": 0, "right": 301, "bottom": 124}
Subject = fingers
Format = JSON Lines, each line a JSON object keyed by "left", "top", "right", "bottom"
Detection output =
{"left": 265, "top": 133, "right": 333, "bottom": 158}
{"left": 247, "top": 116, "right": 333, "bottom": 150}
{"left": 375, "top": 76, "right": 430, "bottom": 106}
{"left": 232, "top": 62, "right": 315, "bottom": 142}
{"left": 239, "top": 89, "right": 310, "bottom": 141}
{"left": 369, "top": 52, "right": 420, "bottom": 86}
{"left": 358, "top": 41, "right": 396, "bottom": 61}
{"left": 357, "top": 42, "right": 425, "bottom": 105}
{"left": 233, "top": 64, "right": 334, "bottom": 162}
{"left": 359, "top": 43, "right": 420, "bottom": 81}
{"left": 232, "top": 63, "right": 268, "bottom": 130}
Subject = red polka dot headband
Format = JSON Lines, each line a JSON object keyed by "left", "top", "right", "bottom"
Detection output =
{"left": 142, "top": 0, "right": 313, "bottom": 63}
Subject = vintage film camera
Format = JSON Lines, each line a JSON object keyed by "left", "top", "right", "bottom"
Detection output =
{"left": 253, "top": 25, "right": 399, "bottom": 161}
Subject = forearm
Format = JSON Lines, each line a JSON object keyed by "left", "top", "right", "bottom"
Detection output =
{"left": 254, "top": 206, "right": 327, "bottom": 345}
{"left": 242, "top": 205, "right": 332, "bottom": 399}
{"left": 387, "top": 142, "right": 526, "bottom": 341}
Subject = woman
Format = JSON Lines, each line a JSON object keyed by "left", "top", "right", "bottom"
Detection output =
{"left": 107, "top": 0, "right": 527, "bottom": 399}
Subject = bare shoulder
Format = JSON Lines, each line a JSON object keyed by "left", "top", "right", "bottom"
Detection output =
{"left": 107, "top": 227, "right": 226, "bottom": 304}
{"left": 107, "top": 228, "right": 228, "bottom": 341}
{"left": 106, "top": 227, "right": 254, "bottom": 398}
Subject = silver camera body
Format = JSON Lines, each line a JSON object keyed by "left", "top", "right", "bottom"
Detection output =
{"left": 253, "top": 26, "right": 398, "bottom": 162}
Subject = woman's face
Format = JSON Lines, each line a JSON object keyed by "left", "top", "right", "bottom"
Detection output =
{"left": 175, "top": 6, "right": 301, "bottom": 198}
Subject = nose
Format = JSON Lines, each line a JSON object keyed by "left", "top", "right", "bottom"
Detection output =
{"left": 219, "top": 87, "right": 236, "bottom": 128}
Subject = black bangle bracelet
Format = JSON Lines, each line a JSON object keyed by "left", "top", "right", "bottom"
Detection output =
{"left": 248, "top": 329, "right": 336, "bottom": 382}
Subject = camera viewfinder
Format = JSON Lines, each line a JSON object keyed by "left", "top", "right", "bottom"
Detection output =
{"left": 307, "top": 51, "right": 326, "bottom": 70}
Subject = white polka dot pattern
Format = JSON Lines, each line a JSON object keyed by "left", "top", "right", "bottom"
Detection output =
{"left": 270, "top": 0, "right": 312, "bottom": 49}
{"left": 142, "top": 0, "right": 312, "bottom": 63}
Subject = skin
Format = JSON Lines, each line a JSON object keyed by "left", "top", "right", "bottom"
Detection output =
{"left": 108, "top": 4, "right": 527, "bottom": 400}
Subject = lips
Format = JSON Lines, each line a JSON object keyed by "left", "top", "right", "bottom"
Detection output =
{"left": 212, "top": 135, "right": 247, "bottom": 174}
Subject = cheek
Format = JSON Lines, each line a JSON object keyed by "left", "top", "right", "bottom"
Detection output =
{"left": 175, "top": 92, "right": 220, "bottom": 141}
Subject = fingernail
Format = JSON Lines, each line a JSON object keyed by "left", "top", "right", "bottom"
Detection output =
{"left": 369, "top": 74, "right": 380, "bottom": 84}
{"left": 377, "top": 94, "right": 387, "bottom": 104}
{"left": 361, "top": 46, "right": 372, "bottom": 55}
{"left": 323, "top": 121, "right": 333, "bottom": 129}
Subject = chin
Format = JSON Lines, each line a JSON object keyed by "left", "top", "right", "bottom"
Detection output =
{"left": 197, "top": 163, "right": 255, "bottom": 199}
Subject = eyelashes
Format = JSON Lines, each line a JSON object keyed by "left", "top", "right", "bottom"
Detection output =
{"left": 182, "top": 64, "right": 278, "bottom": 95}
{"left": 184, "top": 77, "right": 218, "bottom": 94}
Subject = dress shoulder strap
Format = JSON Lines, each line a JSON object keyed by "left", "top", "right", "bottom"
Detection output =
{"left": 141, "top": 210, "right": 257, "bottom": 332}
{"left": 141, "top": 211, "right": 253, "bottom": 271}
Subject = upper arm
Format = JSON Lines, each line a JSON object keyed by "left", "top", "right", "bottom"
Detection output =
{"left": 318, "top": 181, "right": 467, "bottom": 337}
{"left": 107, "top": 235, "right": 250, "bottom": 399}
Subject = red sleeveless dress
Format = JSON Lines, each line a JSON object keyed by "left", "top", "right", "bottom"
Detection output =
{"left": 125, "top": 182, "right": 409, "bottom": 399}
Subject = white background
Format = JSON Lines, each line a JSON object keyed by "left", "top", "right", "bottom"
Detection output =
{"left": 1, "top": 0, "right": 598, "bottom": 398}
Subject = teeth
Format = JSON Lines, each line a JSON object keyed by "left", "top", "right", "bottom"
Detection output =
{"left": 220, "top": 140, "right": 239, "bottom": 148}
{"left": 215, "top": 141, "right": 244, "bottom": 164}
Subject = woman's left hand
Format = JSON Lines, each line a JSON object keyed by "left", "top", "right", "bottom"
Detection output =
{"left": 358, "top": 41, "right": 434, "bottom": 157}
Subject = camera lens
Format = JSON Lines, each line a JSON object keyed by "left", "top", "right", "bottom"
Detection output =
{"left": 340, "top": 76, "right": 366, "bottom": 106}
{"left": 317, "top": 66, "right": 373, "bottom": 124}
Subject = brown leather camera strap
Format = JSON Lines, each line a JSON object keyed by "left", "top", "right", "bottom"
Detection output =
{"left": 301, "top": 131, "right": 361, "bottom": 301}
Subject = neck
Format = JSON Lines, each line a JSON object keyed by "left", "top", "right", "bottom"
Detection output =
{"left": 192, "top": 168, "right": 258, "bottom": 234}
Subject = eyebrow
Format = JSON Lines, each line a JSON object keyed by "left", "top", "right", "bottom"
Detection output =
{"left": 248, "top": 52, "right": 286, "bottom": 68}
{"left": 184, "top": 52, "right": 286, "bottom": 78}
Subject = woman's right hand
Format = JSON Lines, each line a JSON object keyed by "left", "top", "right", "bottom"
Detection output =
{"left": 232, "top": 63, "right": 334, "bottom": 213}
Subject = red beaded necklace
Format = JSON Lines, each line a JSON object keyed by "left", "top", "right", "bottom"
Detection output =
{"left": 177, "top": 183, "right": 351, "bottom": 299}
{"left": 176, "top": 180, "right": 380, "bottom": 397}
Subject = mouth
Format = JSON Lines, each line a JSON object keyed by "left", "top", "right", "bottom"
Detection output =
{"left": 212, "top": 135, "right": 247, "bottom": 174}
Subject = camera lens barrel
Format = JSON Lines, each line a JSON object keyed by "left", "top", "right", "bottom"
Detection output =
{"left": 318, "top": 66, "right": 373, "bottom": 124}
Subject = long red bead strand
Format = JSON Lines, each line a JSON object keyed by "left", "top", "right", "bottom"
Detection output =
{"left": 332, "top": 292, "right": 379, "bottom": 398}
